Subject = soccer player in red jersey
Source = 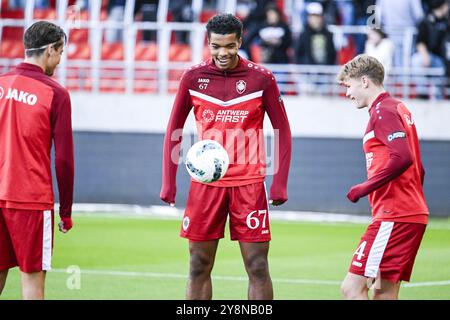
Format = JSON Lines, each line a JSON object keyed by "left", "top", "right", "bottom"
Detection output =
{"left": 0, "top": 21, "right": 74, "bottom": 299}
{"left": 338, "top": 55, "right": 428, "bottom": 300}
{"left": 160, "top": 14, "right": 292, "bottom": 299}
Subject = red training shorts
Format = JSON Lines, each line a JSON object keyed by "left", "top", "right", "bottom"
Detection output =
{"left": 0, "top": 208, "right": 54, "bottom": 273}
{"left": 181, "top": 181, "right": 271, "bottom": 242}
{"left": 349, "top": 220, "right": 426, "bottom": 283}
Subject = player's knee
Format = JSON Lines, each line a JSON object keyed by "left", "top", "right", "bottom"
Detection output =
{"left": 340, "top": 281, "right": 351, "bottom": 299}
{"left": 189, "top": 254, "right": 214, "bottom": 278}
{"left": 341, "top": 280, "right": 363, "bottom": 300}
{"left": 246, "top": 257, "right": 269, "bottom": 281}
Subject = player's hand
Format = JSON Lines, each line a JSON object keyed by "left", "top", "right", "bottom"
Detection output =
{"left": 269, "top": 199, "right": 286, "bottom": 206}
{"left": 160, "top": 196, "right": 175, "bottom": 207}
{"left": 160, "top": 188, "right": 176, "bottom": 206}
{"left": 347, "top": 185, "right": 362, "bottom": 203}
{"left": 58, "top": 217, "right": 73, "bottom": 233}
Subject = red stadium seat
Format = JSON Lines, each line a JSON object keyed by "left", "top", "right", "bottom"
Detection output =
{"left": 33, "top": 8, "right": 57, "bottom": 20}
{"left": 100, "top": 9, "right": 108, "bottom": 21}
{"left": 0, "top": 40, "right": 24, "bottom": 59}
{"left": 169, "top": 44, "right": 191, "bottom": 62}
{"left": 100, "top": 43, "right": 126, "bottom": 92}
{"left": 100, "top": 0, "right": 108, "bottom": 11}
{"left": 65, "top": 7, "right": 91, "bottom": 21}
{"left": 0, "top": 0, "right": 7, "bottom": 16}
{"left": 1, "top": 8, "right": 24, "bottom": 19}
{"left": 69, "top": 29, "right": 89, "bottom": 43}
{"left": 338, "top": 38, "right": 356, "bottom": 65}
{"left": 78, "top": 10, "right": 90, "bottom": 21}
{"left": 67, "top": 42, "right": 91, "bottom": 60}
{"left": 101, "top": 43, "right": 124, "bottom": 60}
{"left": 135, "top": 43, "right": 157, "bottom": 61}
{"left": 276, "top": 0, "right": 285, "bottom": 11}
{"left": 2, "top": 26, "right": 24, "bottom": 41}
{"left": 200, "top": 10, "right": 216, "bottom": 23}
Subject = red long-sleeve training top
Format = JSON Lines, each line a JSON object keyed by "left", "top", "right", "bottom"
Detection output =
{"left": 0, "top": 63, "right": 74, "bottom": 218}
{"left": 347, "top": 92, "right": 428, "bottom": 224}
{"left": 161, "top": 56, "right": 292, "bottom": 204}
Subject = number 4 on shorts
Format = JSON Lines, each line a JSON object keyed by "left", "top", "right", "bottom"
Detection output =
{"left": 354, "top": 241, "right": 367, "bottom": 261}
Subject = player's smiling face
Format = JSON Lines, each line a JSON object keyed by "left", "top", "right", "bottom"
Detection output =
{"left": 343, "top": 77, "right": 368, "bottom": 109}
{"left": 208, "top": 32, "right": 242, "bottom": 70}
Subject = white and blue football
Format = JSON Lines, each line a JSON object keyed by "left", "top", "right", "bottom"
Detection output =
{"left": 185, "top": 139, "right": 229, "bottom": 183}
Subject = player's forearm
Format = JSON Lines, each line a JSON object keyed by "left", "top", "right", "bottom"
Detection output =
{"left": 161, "top": 135, "right": 182, "bottom": 201}
{"left": 53, "top": 117, "right": 74, "bottom": 217}
{"left": 267, "top": 109, "right": 292, "bottom": 200}
{"left": 51, "top": 92, "right": 74, "bottom": 215}
{"left": 270, "top": 126, "right": 292, "bottom": 200}
{"left": 358, "top": 151, "right": 413, "bottom": 197}
{"left": 55, "top": 155, "right": 74, "bottom": 217}
{"left": 160, "top": 83, "right": 191, "bottom": 202}
{"left": 263, "top": 79, "right": 292, "bottom": 200}
{"left": 160, "top": 114, "right": 188, "bottom": 201}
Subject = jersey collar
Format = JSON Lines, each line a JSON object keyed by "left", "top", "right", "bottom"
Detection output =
{"left": 16, "top": 62, "right": 45, "bottom": 74}
{"left": 369, "top": 92, "right": 390, "bottom": 112}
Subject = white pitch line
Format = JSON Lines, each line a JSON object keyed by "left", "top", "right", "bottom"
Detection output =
{"left": 51, "top": 269, "right": 340, "bottom": 286}
{"left": 403, "top": 280, "right": 450, "bottom": 287}
{"left": 51, "top": 269, "right": 450, "bottom": 288}
{"left": 66, "top": 203, "right": 372, "bottom": 224}
{"left": 58, "top": 203, "right": 450, "bottom": 229}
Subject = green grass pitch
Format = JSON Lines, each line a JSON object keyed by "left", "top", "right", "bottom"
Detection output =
{"left": 2, "top": 214, "right": 450, "bottom": 300}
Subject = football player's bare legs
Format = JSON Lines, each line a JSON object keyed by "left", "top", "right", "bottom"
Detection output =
{"left": 341, "top": 272, "right": 400, "bottom": 300}
{"left": 341, "top": 272, "right": 369, "bottom": 300}
{"left": 0, "top": 269, "right": 8, "bottom": 294}
{"left": 239, "top": 241, "right": 273, "bottom": 300}
{"left": 186, "top": 240, "right": 219, "bottom": 300}
{"left": 21, "top": 271, "right": 46, "bottom": 300}
{"left": 373, "top": 279, "right": 401, "bottom": 300}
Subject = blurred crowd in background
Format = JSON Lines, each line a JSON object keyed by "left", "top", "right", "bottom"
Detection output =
{"left": 5, "top": 1, "right": 450, "bottom": 74}
{"left": 2, "top": 0, "right": 450, "bottom": 97}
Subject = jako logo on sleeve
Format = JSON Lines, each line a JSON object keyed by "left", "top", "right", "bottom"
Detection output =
{"left": 387, "top": 131, "right": 406, "bottom": 142}
{"left": 0, "top": 87, "right": 37, "bottom": 106}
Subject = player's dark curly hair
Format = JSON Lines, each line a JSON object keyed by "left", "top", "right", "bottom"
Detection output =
{"left": 206, "top": 13, "right": 243, "bottom": 40}
{"left": 24, "top": 21, "right": 67, "bottom": 57}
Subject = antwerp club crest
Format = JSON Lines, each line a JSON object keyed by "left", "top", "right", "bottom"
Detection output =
{"left": 236, "top": 80, "right": 246, "bottom": 94}
{"left": 182, "top": 216, "right": 190, "bottom": 231}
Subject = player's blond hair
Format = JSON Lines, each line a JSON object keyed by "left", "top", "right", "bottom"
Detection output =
{"left": 337, "top": 54, "right": 385, "bottom": 86}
